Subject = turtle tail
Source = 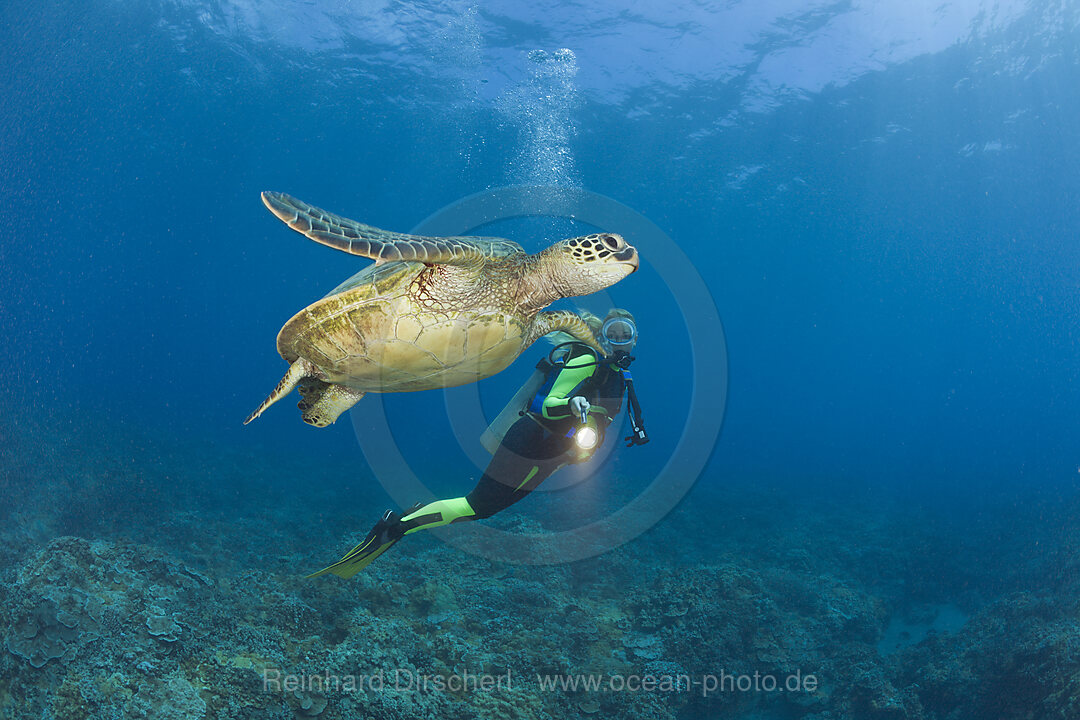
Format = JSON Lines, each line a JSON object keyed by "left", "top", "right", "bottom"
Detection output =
{"left": 243, "top": 358, "right": 314, "bottom": 425}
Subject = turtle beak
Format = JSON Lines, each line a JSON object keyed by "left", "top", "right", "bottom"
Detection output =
{"left": 601, "top": 233, "right": 638, "bottom": 272}
{"left": 615, "top": 245, "right": 639, "bottom": 272}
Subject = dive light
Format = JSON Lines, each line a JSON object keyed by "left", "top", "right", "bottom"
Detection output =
{"left": 574, "top": 420, "right": 599, "bottom": 451}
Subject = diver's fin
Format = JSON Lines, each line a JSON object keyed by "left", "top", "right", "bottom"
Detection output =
{"left": 244, "top": 358, "right": 314, "bottom": 425}
{"left": 306, "top": 509, "right": 406, "bottom": 579}
{"left": 297, "top": 379, "right": 366, "bottom": 428}
{"left": 305, "top": 536, "right": 398, "bottom": 579}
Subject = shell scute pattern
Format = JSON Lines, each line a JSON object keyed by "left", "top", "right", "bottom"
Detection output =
{"left": 393, "top": 314, "right": 425, "bottom": 344}
{"left": 416, "top": 320, "right": 469, "bottom": 367}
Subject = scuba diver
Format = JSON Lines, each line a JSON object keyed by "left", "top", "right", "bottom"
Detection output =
{"left": 308, "top": 308, "right": 650, "bottom": 578}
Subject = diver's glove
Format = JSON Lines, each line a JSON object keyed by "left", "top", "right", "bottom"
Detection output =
{"left": 569, "top": 396, "right": 591, "bottom": 423}
{"left": 625, "top": 426, "right": 649, "bottom": 447}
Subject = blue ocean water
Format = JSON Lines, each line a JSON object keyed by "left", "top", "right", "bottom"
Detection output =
{"left": 2, "top": 2, "right": 1078, "bottom": 719}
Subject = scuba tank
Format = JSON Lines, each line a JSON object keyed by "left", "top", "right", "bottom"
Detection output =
{"left": 480, "top": 358, "right": 553, "bottom": 454}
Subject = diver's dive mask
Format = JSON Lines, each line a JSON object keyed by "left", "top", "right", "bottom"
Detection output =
{"left": 601, "top": 317, "right": 637, "bottom": 349}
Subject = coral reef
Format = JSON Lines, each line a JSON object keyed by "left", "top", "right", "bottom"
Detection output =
{"left": 2, "top": 416, "right": 1078, "bottom": 719}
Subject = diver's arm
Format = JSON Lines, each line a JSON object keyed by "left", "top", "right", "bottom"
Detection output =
{"left": 541, "top": 356, "right": 594, "bottom": 420}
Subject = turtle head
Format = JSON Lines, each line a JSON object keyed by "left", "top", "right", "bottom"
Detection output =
{"left": 537, "top": 232, "right": 639, "bottom": 300}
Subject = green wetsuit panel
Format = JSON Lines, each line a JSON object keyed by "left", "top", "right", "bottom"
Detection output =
{"left": 400, "top": 497, "right": 476, "bottom": 535}
{"left": 541, "top": 353, "right": 610, "bottom": 420}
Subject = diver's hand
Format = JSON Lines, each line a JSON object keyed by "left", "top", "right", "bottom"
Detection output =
{"left": 569, "top": 396, "right": 591, "bottom": 422}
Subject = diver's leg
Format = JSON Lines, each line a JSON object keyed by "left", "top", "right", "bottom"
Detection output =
{"left": 309, "top": 496, "right": 478, "bottom": 578}
{"left": 466, "top": 418, "right": 571, "bottom": 519}
{"left": 325, "top": 417, "right": 572, "bottom": 571}
{"left": 398, "top": 497, "right": 477, "bottom": 534}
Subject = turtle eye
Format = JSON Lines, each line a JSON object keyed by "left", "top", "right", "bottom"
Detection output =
{"left": 601, "top": 234, "right": 621, "bottom": 250}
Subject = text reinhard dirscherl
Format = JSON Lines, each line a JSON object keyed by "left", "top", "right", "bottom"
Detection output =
{"left": 263, "top": 668, "right": 818, "bottom": 698}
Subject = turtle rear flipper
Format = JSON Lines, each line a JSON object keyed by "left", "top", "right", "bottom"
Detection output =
{"left": 244, "top": 358, "right": 314, "bottom": 425}
{"left": 262, "top": 192, "right": 506, "bottom": 267}
{"left": 297, "top": 378, "right": 366, "bottom": 428}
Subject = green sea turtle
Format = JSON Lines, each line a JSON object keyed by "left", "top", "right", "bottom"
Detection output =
{"left": 245, "top": 192, "right": 639, "bottom": 427}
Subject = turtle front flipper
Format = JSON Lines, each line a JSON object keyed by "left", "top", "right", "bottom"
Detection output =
{"left": 244, "top": 358, "right": 315, "bottom": 425}
{"left": 262, "top": 192, "right": 496, "bottom": 267}
{"left": 523, "top": 310, "right": 605, "bottom": 355}
{"left": 297, "top": 379, "right": 366, "bottom": 428}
